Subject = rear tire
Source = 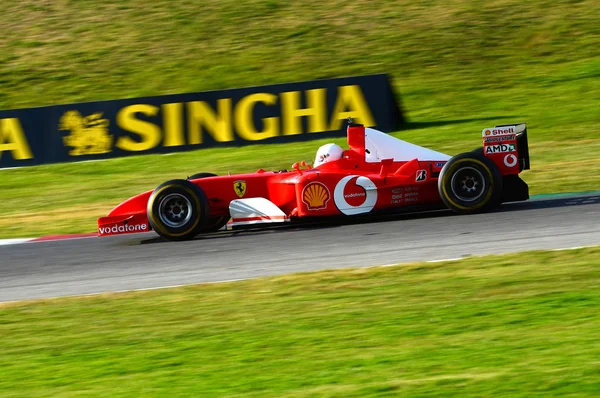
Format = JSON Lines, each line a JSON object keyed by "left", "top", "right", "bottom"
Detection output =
{"left": 438, "top": 151, "right": 502, "bottom": 214}
{"left": 147, "top": 179, "right": 209, "bottom": 241}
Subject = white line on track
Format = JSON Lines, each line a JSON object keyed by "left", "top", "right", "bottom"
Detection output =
{"left": 0, "top": 279, "right": 247, "bottom": 305}
{"left": 426, "top": 257, "right": 465, "bottom": 263}
{"left": 0, "top": 238, "right": 34, "bottom": 246}
{"left": 0, "top": 235, "right": 97, "bottom": 246}
{"left": 551, "top": 246, "right": 589, "bottom": 251}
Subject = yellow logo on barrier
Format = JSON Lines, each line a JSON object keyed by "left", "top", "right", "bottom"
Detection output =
{"left": 59, "top": 111, "right": 113, "bottom": 156}
{"left": 0, "top": 118, "right": 33, "bottom": 161}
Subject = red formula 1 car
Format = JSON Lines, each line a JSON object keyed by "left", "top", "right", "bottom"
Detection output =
{"left": 98, "top": 121, "right": 530, "bottom": 241}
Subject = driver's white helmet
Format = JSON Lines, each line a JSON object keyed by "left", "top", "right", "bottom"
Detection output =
{"left": 314, "top": 143, "right": 344, "bottom": 167}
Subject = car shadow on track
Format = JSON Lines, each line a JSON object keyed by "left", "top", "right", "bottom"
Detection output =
{"left": 498, "top": 193, "right": 600, "bottom": 213}
{"left": 138, "top": 193, "right": 599, "bottom": 245}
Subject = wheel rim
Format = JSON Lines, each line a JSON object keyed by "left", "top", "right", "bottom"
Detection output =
{"left": 450, "top": 166, "right": 486, "bottom": 202}
{"left": 158, "top": 193, "right": 193, "bottom": 228}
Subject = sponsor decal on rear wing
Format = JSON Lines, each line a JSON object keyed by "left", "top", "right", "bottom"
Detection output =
{"left": 483, "top": 134, "right": 516, "bottom": 144}
{"left": 481, "top": 123, "right": 530, "bottom": 173}
{"left": 482, "top": 126, "right": 516, "bottom": 137}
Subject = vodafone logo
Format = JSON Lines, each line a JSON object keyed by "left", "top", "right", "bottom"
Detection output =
{"left": 334, "top": 175, "right": 378, "bottom": 215}
{"left": 504, "top": 154, "right": 518, "bottom": 168}
{"left": 99, "top": 223, "right": 148, "bottom": 235}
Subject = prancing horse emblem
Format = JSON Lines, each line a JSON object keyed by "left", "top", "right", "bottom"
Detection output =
{"left": 234, "top": 180, "right": 247, "bottom": 198}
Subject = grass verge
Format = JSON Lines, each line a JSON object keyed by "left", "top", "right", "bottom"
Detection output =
{"left": 1, "top": 247, "right": 599, "bottom": 397}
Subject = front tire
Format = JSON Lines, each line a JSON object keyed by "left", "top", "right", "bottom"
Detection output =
{"left": 147, "top": 179, "right": 209, "bottom": 241}
{"left": 438, "top": 151, "right": 502, "bottom": 214}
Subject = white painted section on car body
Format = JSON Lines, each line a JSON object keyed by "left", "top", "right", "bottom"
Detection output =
{"left": 364, "top": 128, "right": 451, "bottom": 163}
{"left": 229, "top": 197, "right": 289, "bottom": 227}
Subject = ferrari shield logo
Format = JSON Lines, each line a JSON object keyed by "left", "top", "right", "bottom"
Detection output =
{"left": 234, "top": 180, "right": 247, "bottom": 198}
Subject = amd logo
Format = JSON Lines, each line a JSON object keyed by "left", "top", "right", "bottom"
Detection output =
{"left": 485, "top": 144, "right": 515, "bottom": 154}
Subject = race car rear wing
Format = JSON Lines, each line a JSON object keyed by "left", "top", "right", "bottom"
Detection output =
{"left": 482, "top": 123, "right": 530, "bottom": 174}
{"left": 495, "top": 123, "right": 530, "bottom": 171}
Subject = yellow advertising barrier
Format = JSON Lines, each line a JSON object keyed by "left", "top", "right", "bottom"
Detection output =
{"left": 0, "top": 74, "right": 403, "bottom": 168}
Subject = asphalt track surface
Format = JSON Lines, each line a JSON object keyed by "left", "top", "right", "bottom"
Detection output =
{"left": 1, "top": 193, "right": 599, "bottom": 302}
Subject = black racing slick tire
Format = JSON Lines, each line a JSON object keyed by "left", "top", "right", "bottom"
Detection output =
{"left": 438, "top": 151, "right": 502, "bottom": 214}
{"left": 147, "top": 179, "right": 209, "bottom": 241}
{"left": 186, "top": 172, "right": 229, "bottom": 232}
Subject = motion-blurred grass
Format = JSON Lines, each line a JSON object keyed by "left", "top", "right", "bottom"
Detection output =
{"left": 0, "top": 0, "right": 599, "bottom": 237}
{"left": 1, "top": 247, "right": 599, "bottom": 397}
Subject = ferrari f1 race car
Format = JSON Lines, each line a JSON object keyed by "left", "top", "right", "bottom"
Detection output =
{"left": 98, "top": 121, "right": 530, "bottom": 241}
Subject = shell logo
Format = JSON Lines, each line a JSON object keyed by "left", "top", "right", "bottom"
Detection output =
{"left": 302, "top": 182, "right": 331, "bottom": 210}
{"left": 485, "top": 129, "right": 492, "bottom": 136}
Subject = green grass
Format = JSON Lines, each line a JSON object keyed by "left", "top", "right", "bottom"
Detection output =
{"left": 1, "top": 247, "right": 599, "bottom": 397}
{"left": 1, "top": 0, "right": 599, "bottom": 237}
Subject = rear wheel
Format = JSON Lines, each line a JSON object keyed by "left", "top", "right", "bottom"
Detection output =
{"left": 187, "top": 172, "right": 229, "bottom": 232}
{"left": 438, "top": 151, "right": 502, "bottom": 214}
{"left": 147, "top": 179, "right": 209, "bottom": 241}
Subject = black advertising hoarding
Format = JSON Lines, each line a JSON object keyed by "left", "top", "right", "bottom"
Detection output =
{"left": 0, "top": 74, "right": 403, "bottom": 168}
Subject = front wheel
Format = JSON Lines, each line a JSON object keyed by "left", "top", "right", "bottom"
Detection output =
{"left": 147, "top": 179, "right": 209, "bottom": 241}
{"left": 438, "top": 152, "right": 502, "bottom": 214}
